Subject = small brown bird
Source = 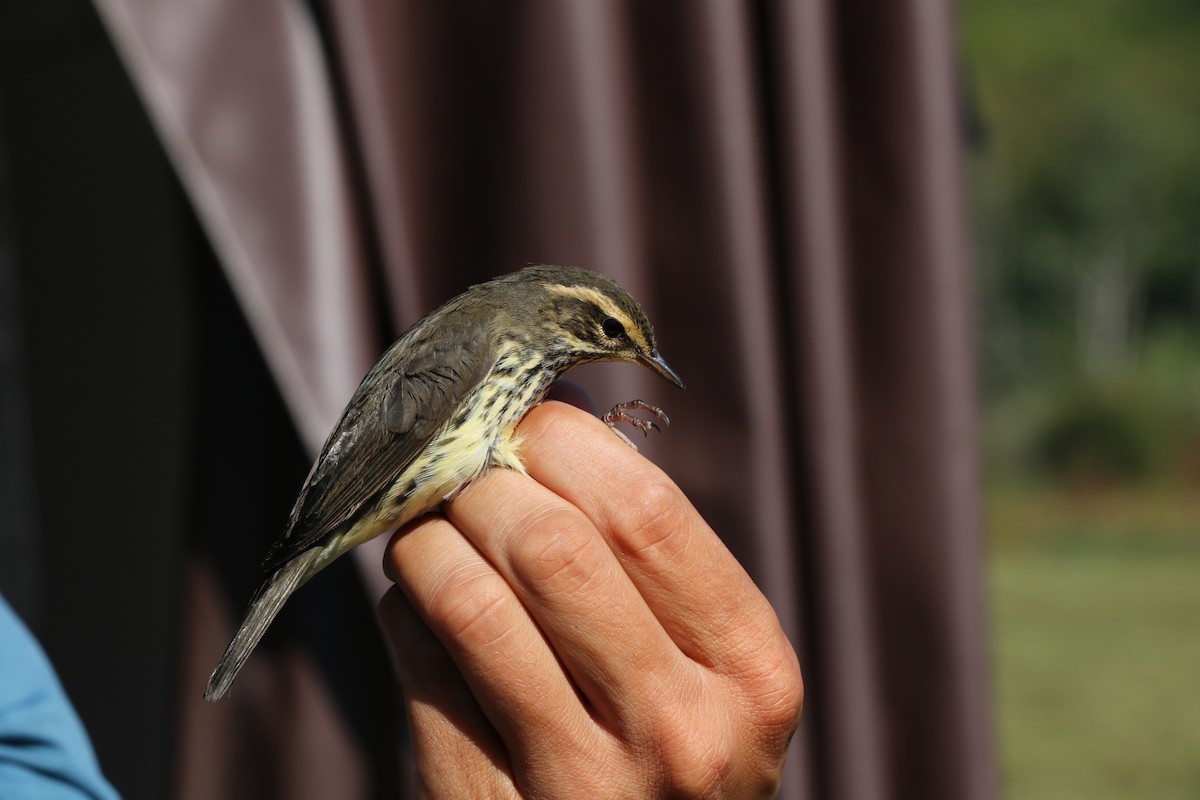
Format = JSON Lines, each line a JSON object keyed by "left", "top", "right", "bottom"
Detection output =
{"left": 205, "top": 265, "right": 684, "bottom": 700}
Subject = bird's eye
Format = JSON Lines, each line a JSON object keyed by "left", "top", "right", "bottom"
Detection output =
{"left": 602, "top": 317, "right": 626, "bottom": 339}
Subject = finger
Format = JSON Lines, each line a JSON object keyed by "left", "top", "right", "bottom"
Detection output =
{"left": 384, "top": 513, "right": 604, "bottom": 773}
{"left": 518, "top": 401, "right": 789, "bottom": 679}
{"left": 443, "top": 467, "right": 702, "bottom": 730}
{"left": 377, "top": 587, "right": 516, "bottom": 797}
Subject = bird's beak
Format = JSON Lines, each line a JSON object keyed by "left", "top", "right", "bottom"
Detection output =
{"left": 638, "top": 348, "right": 686, "bottom": 389}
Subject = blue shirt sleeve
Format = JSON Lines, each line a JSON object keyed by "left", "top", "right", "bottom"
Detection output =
{"left": 0, "top": 595, "right": 121, "bottom": 800}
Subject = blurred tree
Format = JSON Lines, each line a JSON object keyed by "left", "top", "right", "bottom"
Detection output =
{"left": 966, "top": 0, "right": 1200, "bottom": 395}
{"left": 966, "top": 0, "right": 1200, "bottom": 484}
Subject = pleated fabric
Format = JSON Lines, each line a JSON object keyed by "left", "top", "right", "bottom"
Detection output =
{"left": 91, "top": 1, "right": 995, "bottom": 797}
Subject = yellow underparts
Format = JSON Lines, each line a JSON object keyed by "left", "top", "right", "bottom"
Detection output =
{"left": 309, "top": 342, "right": 550, "bottom": 575}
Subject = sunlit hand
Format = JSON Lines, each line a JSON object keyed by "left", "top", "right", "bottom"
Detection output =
{"left": 379, "top": 400, "right": 802, "bottom": 797}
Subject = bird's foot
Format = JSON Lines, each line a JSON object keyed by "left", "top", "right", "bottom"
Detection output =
{"left": 603, "top": 400, "right": 671, "bottom": 450}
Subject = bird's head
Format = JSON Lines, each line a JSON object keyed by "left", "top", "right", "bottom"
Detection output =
{"left": 498, "top": 265, "right": 685, "bottom": 389}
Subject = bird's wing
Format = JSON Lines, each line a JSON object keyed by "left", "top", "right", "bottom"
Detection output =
{"left": 260, "top": 313, "right": 495, "bottom": 572}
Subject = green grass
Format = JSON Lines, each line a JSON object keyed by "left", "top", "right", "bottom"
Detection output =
{"left": 989, "top": 489, "right": 1200, "bottom": 800}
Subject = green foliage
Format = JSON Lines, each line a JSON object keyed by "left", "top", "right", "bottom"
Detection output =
{"left": 986, "top": 354, "right": 1200, "bottom": 487}
{"left": 965, "top": 0, "right": 1200, "bottom": 399}
{"left": 1047, "top": 374, "right": 1196, "bottom": 485}
{"left": 1031, "top": 381, "right": 1159, "bottom": 482}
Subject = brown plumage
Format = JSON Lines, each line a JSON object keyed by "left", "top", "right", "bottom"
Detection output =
{"left": 205, "top": 265, "right": 683, "bottom": 701}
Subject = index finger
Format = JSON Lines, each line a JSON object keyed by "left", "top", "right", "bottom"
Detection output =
{"left": 517, "top": 401, "right": 788, "bottom": 677}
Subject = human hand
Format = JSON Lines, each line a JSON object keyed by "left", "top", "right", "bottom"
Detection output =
{"left": 379, "top": 400, "right": 803, "bottom": 797}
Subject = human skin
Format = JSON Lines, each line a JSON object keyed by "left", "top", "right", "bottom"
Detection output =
{"left": 379, "top": 399, "right": 803, "bottom": 797}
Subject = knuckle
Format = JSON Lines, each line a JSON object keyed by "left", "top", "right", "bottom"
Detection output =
{"left": 628, "top": 667, "right": 799, "bottom": 798}
{"left": 642, "top": 656, "right": 802, "bottom": 798}
{"left": 731, "top": 639, "right": 805, "bottom": 749}
{"left": 653, "top": 712, "right": 736, "bottom": 798}
{"left": 655, "top": 707, "right": 794, "bottom": 799}
{"left": 427, "top": 567, "right": 513, "bottom": 645}
{"left": 752, "top": 651, "right": 805, "bottom": 743}
{"left": 613, "top": 477, "right": 690, "bottom": 563}
{"left": 509, "top": 508, "right": 604, "bottom": 598}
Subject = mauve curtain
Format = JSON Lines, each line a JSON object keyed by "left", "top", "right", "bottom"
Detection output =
{"left": 91, "top": 1, "right": 994, "bottom": 798}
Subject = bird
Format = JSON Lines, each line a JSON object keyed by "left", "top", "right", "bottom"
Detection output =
{"left": 204, "top": 265, "right": 684, "bottom": 701}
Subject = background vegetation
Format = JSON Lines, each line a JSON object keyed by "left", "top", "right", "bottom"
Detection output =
{"left": 962, "top": 1, "right": 1200, "bottom": 797}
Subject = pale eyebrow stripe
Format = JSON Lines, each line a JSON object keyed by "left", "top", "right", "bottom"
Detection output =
{"left": 542, "top": 283, "right": 612, "bottom": 309}
{"left": 542, "top": 283, "right": 650, "bottom": 352}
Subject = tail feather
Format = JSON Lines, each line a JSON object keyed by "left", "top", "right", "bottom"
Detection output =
{"left": 204, "top": 548, "right": 321, "bottom": 701}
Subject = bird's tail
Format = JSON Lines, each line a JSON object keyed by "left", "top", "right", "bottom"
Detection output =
{"left": 204, "top": 548, "right": 321, "bottom": 701}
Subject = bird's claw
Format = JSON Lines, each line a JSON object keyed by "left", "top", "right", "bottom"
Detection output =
{"left": 603, "top": 400, "right": 671, "bottom": 450}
